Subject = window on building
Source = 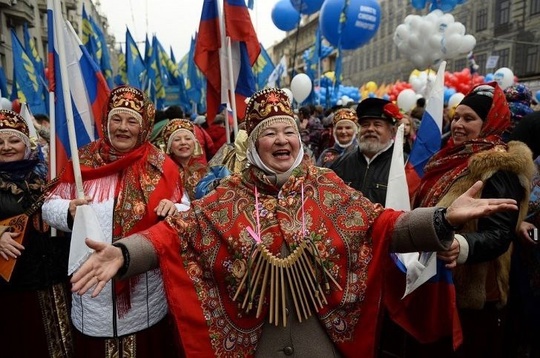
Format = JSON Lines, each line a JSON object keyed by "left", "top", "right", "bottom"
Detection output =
{"left": 493, "top": 48, "right": 510, "bottom": 67}
{"left": 476, "top": 8, "right": 488, "bottom": 31}
{"left": 495, "top": 0, "right": 510, "bottom": 26}
{"left": 526, "top": 46, "right": 539, "bottom": 73}
{"left": 532, "top": 0, "right": 540, "bottom": 15}
{"left": 475, "top": 53, "right": 487, "bottom": 74}
{"left": 454, "top": 59, "right": 467, "bottom": 71}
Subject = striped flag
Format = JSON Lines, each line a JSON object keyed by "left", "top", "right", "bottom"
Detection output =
{"left": 405, "top": 61, "right": 446, "bottom": 197}
{"left": 195, "top": 0, "right": 260, "bottom": 123}
{"left": 47, "top": 0, "right": 110, "bottom": 176}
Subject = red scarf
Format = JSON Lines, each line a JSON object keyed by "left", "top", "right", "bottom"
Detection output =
{"left": 414, "top": 82, "right": 510, "bottom": 208}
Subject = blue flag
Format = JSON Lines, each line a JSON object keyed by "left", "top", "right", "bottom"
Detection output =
{"left": 0, "top": 65, "right": 8, "bottom": 98}
{"left": 253, "top": 44, "right": 275, "bottom": 90}
{"left": 125, "top": 28, "right": 145, "bottom": 88}
{"left": 187, "top": 34, "right": 205, "bottom": 112}
{"left": 114, "top": 48, "right": 127, "bottom": 86}
{"left": 10, "top": 29, "right": 47, "bottom": 114}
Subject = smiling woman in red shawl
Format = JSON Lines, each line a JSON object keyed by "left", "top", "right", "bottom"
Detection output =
{"left": 43, "top": 85, "right": 183, "bottom": 358}
{"left": 162, "top": 118, "right": 207, "bottom": 202}
{"left": 409, "top": 82, "right": 535, "bottom": 358}
{"left": 69, "top": 88, "right": 519, "bottom": 358}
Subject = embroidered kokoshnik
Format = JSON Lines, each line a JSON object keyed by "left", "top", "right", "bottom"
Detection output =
{"left": 233, "top": 184, "right": 343, "bottom": 326}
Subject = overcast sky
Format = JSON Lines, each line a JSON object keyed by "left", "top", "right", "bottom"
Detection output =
{"left": 98, "top": 0, "right": 287, "bottom": 59}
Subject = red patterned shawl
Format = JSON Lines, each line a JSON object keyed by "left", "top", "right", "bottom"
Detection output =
{"left": 145, "top": 162, "right": 403, "bottom": 357}
{"left": 50, "top": 138, "right": 182, "bottom": 314}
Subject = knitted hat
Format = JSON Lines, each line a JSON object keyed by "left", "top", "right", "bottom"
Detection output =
{"left": 459, "top": 84, "right": 494, "bottom": 121}
{"left": 356, "top": 98, "right": 402, "bottom": 124}
{"left": 244, "top": 88, "right": 297, "bottom": 140}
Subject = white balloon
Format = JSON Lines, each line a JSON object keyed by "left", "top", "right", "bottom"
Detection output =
{"left": 407, "top": 34, "right": 422, "bottom": 50}
{"left": 494, "top": 67, "right": 514, "bottom": 89}
{"left": 290, "top": 73, "right": 312, "bottom": 103}
{"left": 458, "top": 34, "right": 476, "bottom": 54}
{"left": 445, "top": 22, "right": 465, "bottom": 36}
{"left": 397, "top": 89, "right": 417, "bottom": 112}
{"left": 448, "top": 92, "right": 465, "bottom": 109}
{"left": 0, "top": 97, "right": 12, "bottom": 110}
{"left": 281, "top": 88, "right": 294, "bottom": 104}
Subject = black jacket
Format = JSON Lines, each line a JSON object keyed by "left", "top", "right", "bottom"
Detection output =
{"left": 330, "top": 144, "right": 395, "bottom": 205}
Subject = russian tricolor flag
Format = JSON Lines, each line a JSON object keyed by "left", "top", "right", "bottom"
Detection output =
{"left": 389, "top": 61, "right": 462, "bottom": 349}
{"left": 47, "top": 0, "right": 110, "bottom": 177}
{"left": 195, "top": 0, "right": 260, "bottom": 124}
{"left": 405, "top": 61, "right": 446, "bottom": 198}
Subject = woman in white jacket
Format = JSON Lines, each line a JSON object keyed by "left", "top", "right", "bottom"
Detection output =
{"left": 43, "top": 85, "right": 183, "bottom": 357}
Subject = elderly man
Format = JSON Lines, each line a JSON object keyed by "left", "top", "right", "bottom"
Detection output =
{"left": 330, "top": 97, "right": 402, "bottom": 205}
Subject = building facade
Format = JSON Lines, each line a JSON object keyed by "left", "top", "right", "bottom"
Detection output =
{"left": 269, "top": 0, "right": 540, "bottom": 93}
{"left": 0, "top": 0, "right": 113, "bottom": 96}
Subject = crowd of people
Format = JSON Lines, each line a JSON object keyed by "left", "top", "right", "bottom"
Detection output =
{"left": 1, "top": 80, "right": 540, "bottom": 358}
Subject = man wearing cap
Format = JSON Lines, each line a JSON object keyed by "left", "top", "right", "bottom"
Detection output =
{"left": 330, "top": 97, "right": 403, "bottom": 205}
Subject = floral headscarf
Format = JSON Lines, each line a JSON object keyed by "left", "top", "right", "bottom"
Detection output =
{"left": 414, "top": 82, "right": 510, "bottom": 207}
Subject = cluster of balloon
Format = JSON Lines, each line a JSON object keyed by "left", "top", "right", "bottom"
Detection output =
{"left": 0, "top": 97, "right": 12, "bottom": 110}
{"left": 493, "top": 67, "right": 515, "bottom": 89}
{"left": 444, "top": 68, "right": 484, "bottom": 95}
{"left": 315, "top": 84, "right": 361, "bottom": 107}
{"left": 359, "top": 81, "right": 378, "bottom": 99}
{"left": 290, "top": 73, "right": 313, "bottom": 104}
{"left": 387, "top": 81, "right": 413, "bottom": 103}
{"left": 409, "top": 69, "right": 436, "bottom": 96}
{"left": 411, "top": 0, "right": 467, "bottom": 12}
{"left": 393, "top": 9, "right": 476, "bottom": 70}
{"left": 320, "top": 0, "right": 381, "bottom": 50}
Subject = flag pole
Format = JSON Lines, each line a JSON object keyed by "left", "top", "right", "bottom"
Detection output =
{"left": 53, "top": 0, "right": 84, "bottom": 199}
{"left": 217, "top": 0, "right": 232, "bottom": 141}
{"left": 48, "top": 89, "right": 57, "bottom": 236}
{"left": 226, "top": 37, "right": 239, "bottom": 138}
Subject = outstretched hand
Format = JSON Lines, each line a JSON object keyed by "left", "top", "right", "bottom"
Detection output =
{"left": 70, "top": 239, "right": 124, "bottom": 298}
{"left": 445, "top": 180, "right": 518, "bottom": 227}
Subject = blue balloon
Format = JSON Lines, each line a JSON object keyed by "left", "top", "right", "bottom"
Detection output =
{"left": 272, "top": 0, "right": 300, "bottom": 32}
{"left": 536, "top": 90, "right": 540, "bottom": 103}
{"left": 444, "top": 87, "right": 456, "bottom": 105}
{"left": 411, "top": 0, "right": 427, "bottom": 9}
{"left": 485, "top": 73, "right": 494, "bottom": 82}
{"left": 320, "top": 0, "right": 381, "bottom": 50}
{"left": 290, "top": 0, "right": 325, "bottom": 15}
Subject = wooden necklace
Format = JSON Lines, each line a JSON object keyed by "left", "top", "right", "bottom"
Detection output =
{"left": 232, "top": 185, "right": 343, "bottom": 327}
